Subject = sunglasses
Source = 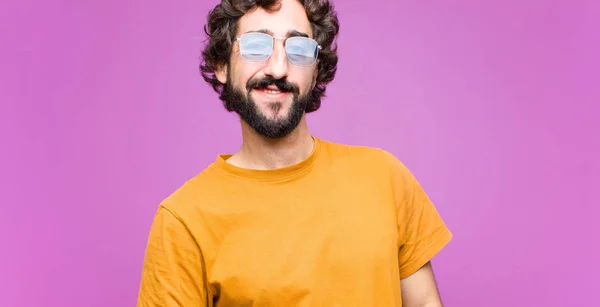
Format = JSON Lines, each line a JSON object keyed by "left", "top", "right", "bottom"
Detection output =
{"left": 236, "top": 32, "right": 321, "bottom": 67}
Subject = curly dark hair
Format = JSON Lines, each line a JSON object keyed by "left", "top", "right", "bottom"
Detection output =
{"left": 199, "top": 0, "right": 340, "bottom": 113}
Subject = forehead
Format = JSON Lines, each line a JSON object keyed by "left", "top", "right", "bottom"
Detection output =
{"left": 237, "top": 0, "right": 313, "bottom": 38}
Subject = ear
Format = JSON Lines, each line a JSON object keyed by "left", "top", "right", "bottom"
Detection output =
{"left": 215, "top": 63, "right": 228, "bottom": 84}
{"left": 311, "top": 65, "right": 319, "bottom": 88}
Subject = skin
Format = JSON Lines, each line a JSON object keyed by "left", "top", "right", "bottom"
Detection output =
{"left": 215, "top": 0, "right": 444, "bottom": 305}
{"left": 401, "top": 262, "right": 445, "bottom": 307}
{"left": 215, "top": 0, "right": 317, "bottom": 171}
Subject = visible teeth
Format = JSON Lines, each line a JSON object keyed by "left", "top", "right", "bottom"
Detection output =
{"left": 264, "top": 89, "right": 280, "bottom": 94}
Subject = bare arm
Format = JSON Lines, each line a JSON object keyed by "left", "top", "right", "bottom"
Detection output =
{"left": 400, "top": 262, "right": 444, "bottom": 307}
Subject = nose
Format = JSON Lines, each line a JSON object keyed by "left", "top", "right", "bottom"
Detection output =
{"left": 263, "top": 41, "right": 288, "bottom": 80}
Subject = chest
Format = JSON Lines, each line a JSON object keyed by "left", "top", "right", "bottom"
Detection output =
{"left": 202, "top": 178, "right": 400, "bottom": 306}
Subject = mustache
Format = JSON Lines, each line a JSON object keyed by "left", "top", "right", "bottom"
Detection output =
{"left": 246, "top": 76, "right": 299, "bottom": 94}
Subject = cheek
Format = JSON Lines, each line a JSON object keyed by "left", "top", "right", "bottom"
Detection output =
{"left": 293, "top": 71, "right": 317, "bottom": 93}
{"left": 229, "top": 69, "right": 246, "bottom": 88}
{"left": 231, "top": 66, "right": 260, "bottom": 89}
{"left": 228, "top": 56, "right": 252, "bottom": 87}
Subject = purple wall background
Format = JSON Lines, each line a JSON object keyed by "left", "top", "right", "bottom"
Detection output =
{"left": 1, "top": 0, "right": 598, "bottom": 306}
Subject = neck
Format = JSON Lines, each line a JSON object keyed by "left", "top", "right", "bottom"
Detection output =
{"left": 227, "top": 117, "right": 315, "bottom": 170}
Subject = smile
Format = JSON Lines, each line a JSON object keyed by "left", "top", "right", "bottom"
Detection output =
{"left": 262, "top": 89, "right": 281, "bottom": 94}
{"left": 253, "top": 87, "right": 290, "bottom": 99}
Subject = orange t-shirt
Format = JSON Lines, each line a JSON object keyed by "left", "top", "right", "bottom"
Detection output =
{"left": 137, "top": 137, "right": 452, "bottom": 306}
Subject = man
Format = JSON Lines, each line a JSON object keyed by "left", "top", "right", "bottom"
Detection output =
{"left": 137, "top": 0, "right": 452, "bottom": 306}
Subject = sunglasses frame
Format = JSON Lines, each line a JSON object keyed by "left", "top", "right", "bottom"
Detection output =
{"left": 235, "top": 32, "right": 322, "bottom": 67}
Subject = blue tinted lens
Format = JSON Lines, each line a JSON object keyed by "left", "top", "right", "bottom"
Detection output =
{"left": 286, "top": 37, "right": 319, "bottom": 66}
{"left": 239, "top": 33, "right": 273, "bottom": 61}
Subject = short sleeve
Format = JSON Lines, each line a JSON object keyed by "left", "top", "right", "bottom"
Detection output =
{"left": 383, "top": 150, "right": 453, "bottom": 279}
{"left": 137, "top": 206, "right": 210, "bottom": 307}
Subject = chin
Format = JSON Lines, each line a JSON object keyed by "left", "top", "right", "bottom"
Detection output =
{"left": 261, "top": 106, "right": 291, "bottom": 120}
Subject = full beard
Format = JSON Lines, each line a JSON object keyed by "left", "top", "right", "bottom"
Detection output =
{"left": 220, "top": 77, "right": 310, "bottom": 139}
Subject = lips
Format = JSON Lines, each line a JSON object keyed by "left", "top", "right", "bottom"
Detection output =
{"left": 258, "top": 85, "right": 281, "bottom": 90}
{"left": 258, "top": 86, "right": 282, "bottom": 94}
{"left": 246, "top": 76, "right": 299, "bottom": 95}
{"left": 253, "top": 85, "right": 287, "bottom": 95}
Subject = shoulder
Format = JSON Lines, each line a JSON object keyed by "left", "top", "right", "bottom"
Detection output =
{"left": 317, "top": 138, "right": 422, "bottom": 197}
{"left": 156, "top": 164, "right": 224, "bottom": 218}
{"left": 318, "top": 138, "right": 410, "bottom": 174}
